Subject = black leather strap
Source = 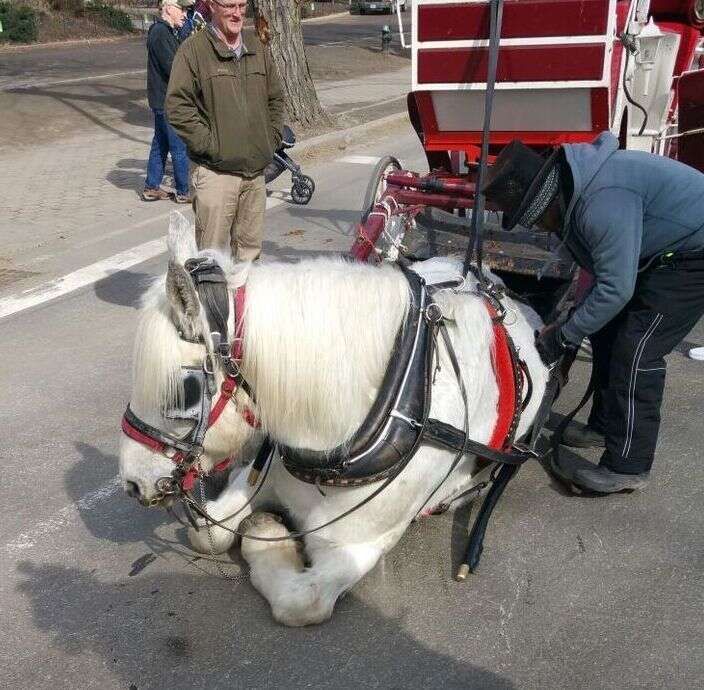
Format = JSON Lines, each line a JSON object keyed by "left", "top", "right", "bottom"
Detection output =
{"left": 124, "top": 405, "right": 197, "bottom": 454}
{"left": 280, "top": 268, "right": 429, "bottom": 478}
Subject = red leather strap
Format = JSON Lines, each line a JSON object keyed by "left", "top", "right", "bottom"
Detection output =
{"left": 485, "top": 302, "right": 518, "bottom": 451}
{"left": 233, "top": 285, "right": 246, "bottom": 362}
{"left": 121, "top": 416, "right": 166, "bottom": 454}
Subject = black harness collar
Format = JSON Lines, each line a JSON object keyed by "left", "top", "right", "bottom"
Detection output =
{"left": 281, "top": 269, "right": 434, "bottom": 486}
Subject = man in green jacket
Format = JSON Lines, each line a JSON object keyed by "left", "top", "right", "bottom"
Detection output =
{"left": 165, "top": 0, "right": 284, "bottom": 261}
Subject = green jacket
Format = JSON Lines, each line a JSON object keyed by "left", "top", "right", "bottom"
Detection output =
{"left": 166, "top": 28, "right": 284, "bottom": 177}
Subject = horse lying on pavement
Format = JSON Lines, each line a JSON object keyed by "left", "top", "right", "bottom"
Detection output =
{"left": 119, "top": 213, "right": 548, "bottom": 626}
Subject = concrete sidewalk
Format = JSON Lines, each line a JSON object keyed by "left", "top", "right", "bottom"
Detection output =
{"left": 0, "top": 65, "right": 411, "bottom": 294}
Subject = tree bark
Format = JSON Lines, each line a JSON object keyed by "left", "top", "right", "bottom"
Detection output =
{"left": 250, "top": 0, "right": 331, "bottom": 128}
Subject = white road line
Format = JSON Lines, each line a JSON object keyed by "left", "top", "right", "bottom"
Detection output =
{"left": 0, "top": 237, "right": 167, "bottom": 320}
{"left": 5, "top": 476, "right": 122, "bottom": 552}
{"left": 0, "top": 197, "right": 285, "bottom": 320}
{"left": 339, "top": 155, "right": 382, "bottom": 165}
{"left": 1, "top": 69, "right": 147, "bottom": 91}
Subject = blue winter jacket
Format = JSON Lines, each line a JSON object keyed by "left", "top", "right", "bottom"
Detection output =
{"left": 559, "top": 132, "right": 704, "bottom": 345}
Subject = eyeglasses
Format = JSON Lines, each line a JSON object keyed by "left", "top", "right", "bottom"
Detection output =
{"left": 211, "top": 0, "right": 247, "bottom": 12}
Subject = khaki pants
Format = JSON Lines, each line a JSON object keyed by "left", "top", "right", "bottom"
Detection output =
{"left": 192, "top": 164, "right": 266, "bottom": 261}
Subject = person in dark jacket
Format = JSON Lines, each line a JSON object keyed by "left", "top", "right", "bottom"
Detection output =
{"left": 483, "top": 133, "right": 704, "bottom": 494}
{"left": 142, "top": 0, "right": 193, "bottom": 203}
{"left": 177, "top": 0, "right": 206, "bottom": 41}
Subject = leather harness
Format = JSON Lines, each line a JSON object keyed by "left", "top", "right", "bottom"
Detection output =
{"left": 281, "top": 269, "right": 527, "bottom": 487}
{"left": 121, "top": 259, "right": 532, "bottom": 501}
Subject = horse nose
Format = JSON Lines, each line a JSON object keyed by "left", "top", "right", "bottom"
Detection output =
{"left": 125, "top": 481, "right": 141, "bottom": 499}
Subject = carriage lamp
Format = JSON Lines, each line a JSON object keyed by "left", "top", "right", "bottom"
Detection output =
{"left": 381, "top": 25, "right": 391, "bottom": 55}
{"left": 635, "top": 18, "right": 666, "bottom": 97}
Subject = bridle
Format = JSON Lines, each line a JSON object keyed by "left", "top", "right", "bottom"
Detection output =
{"left": 121, "top": 256, "right": 259, "bottom": 502}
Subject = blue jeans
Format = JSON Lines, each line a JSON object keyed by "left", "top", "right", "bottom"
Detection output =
{"left": 145, "top": 108, "right": 190, "bottom": 196}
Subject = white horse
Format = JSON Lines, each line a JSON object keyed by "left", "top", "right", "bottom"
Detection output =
{"left": 119, "top": 215, "right": 548, "bottom": 626}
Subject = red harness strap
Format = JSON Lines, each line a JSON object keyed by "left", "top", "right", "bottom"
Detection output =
{"left": 484, "top": 301, "right": 520, "bottom": 451}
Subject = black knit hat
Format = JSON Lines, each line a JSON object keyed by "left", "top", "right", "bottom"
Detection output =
{"left": 482, "top": 140, "right": 561, "bottom": 230}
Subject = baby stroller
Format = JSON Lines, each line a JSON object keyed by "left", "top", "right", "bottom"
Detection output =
{"left": 264, "top": 125, "right": 315, "bottom": 205}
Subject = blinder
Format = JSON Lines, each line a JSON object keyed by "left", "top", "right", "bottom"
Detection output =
{"left": 164, "top": 366, "right": 213, "bottom": 423}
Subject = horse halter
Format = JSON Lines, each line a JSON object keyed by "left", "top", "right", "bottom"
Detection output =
{"left": 121, "top": 256, "right": 259, "bottom": 500}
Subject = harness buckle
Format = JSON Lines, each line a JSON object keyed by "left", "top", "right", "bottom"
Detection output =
{"left": 424, "top": 301, "right": 444, "bottom": 324}
{"left": 511, "top": 442, "right": 541, "bottom": 459}
{"left": 155, "top": 476, "right": 181, "bottom": 496}
{"left": 187, "top": 445, "right": 204, "bottom": 461}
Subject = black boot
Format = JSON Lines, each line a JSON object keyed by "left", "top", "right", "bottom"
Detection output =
{"left": 559, "top": 421, "right": 605, "bottom": 449}
{"left": 550, "top": 452, "right": 649, "bottom": 494}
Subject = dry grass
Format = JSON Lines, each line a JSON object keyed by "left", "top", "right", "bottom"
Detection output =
{"left": 38, "top": 12, "right": 128, "bottom": 42}
{"left": 0, "top": 0, "right": 138, "bottom": 44}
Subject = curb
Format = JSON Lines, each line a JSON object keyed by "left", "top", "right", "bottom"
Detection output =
{"left": 0, "top": 34, "right": 139, "bottom": 54}
{"left": 297, "top": 110, "right": 411, "bottom": 158}
{"left": 301, "top": 11, "right": 351, "bottom": 24}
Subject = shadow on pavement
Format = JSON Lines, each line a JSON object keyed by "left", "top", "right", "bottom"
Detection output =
{"left": 15, "top": 561, "right": 516, "bottom": 689}
{"left": 93, "top": 268, "right": 155, "bottom": 308}
{"left": 261, "top": 239, "right": 343, "bottom": 263}
{"left": 106, "top": 157, "right": 151, "bottom": 193}
{"left": 68, "top": 442, "right": 173, "bottom": 544}
{"left": 7, "top": 82, "right": 152, "bottom": 145}
{"left": 284, "top": 206, "right": 360, "bottom": 237}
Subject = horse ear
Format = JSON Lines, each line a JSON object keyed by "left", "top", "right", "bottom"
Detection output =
{"left": 166, "top": 260, "right": 201, "bottom": 339}
{"left": 167, "top": 210, "right": 198, "bottom": 265}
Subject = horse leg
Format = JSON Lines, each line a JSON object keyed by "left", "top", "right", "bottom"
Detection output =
{"left": 240, "top": 512, "right": 382, "bottom": 627}
{"left": 188, "top": 466, "right": 263, "bottom": 555}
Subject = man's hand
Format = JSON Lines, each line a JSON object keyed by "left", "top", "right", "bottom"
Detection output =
{"left": 535, "top": 322, "right": 568, "bottom": 368}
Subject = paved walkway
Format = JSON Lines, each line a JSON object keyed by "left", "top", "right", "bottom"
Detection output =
{"left": 0, "top": 65, "right": 410, "bottom": 286}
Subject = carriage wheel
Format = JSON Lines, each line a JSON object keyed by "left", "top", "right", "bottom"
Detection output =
{"left": 360, "top": 155, "right": 402, "bottom": 224}
{"left": 291, "top": 175, "right": 315, "bottom": 205}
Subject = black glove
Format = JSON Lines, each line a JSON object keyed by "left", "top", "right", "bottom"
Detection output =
{"left": 535, "top": 323, "right": 568, "bottom": 367}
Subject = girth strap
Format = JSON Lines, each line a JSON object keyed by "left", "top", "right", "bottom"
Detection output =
{"left": 424, "top": 418, "right": 535, "bottom": 466}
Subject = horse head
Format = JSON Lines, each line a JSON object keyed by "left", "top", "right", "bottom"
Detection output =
{"left": 119, "top": 213, "right": 258, "bottom": 507}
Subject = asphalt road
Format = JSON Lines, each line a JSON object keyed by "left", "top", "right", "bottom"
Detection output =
{"left": 0, "top": 124, "right": 703, "bottom": 689}
{"left": 0, "top": 9, "right": 410, "bottom": 90}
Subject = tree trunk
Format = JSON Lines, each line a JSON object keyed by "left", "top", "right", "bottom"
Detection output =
{"left": 251, "top": 0, "right": 331, "bottom": 128}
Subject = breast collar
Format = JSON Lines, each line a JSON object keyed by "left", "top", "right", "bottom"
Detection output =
{"left": 121, "top": 257, "right": 259, "bottom": 495}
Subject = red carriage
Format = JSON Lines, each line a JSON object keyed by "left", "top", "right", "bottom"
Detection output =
{"left": 352, "top": 0, "right": 704, "bottom": 309}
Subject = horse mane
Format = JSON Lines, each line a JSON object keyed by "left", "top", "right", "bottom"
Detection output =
{"left": 242, "top": 257, "right": 412, "bottom": 451}
{"left": 131, "top": 277, "right": 185, "bottom": 417}
{"left": 130, "top": 249, "right": 245, "bottom": 418}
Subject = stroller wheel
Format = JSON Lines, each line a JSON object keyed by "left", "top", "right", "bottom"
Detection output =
{"left": 291, "top": 175, "right": 315, "bottom": 205}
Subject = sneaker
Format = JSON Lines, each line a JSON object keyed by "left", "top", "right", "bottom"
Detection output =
{"left": 560, "top": 421, "right": 606, "bottom": 448}
{"left": 688, "top": 346, "right": 704, "bottom": 361}
{"left": 141, "top": 187, "right": 171, "bottom": 202}
{"left": 173, "top": 193, "right": 192, "bottom": 204}
{"left": 550, "top": 453, "right": 650, "bottom": 494}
